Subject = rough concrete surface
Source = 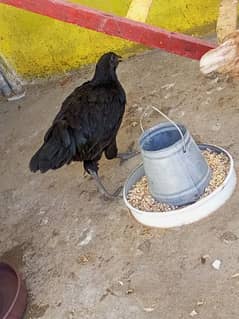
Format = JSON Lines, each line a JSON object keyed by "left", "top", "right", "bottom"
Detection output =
{"left": 0, "top": 50, "right": 239, "bottom": 319}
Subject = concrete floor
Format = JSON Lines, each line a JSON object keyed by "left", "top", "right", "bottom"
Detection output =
{"left": 1, "top": 50, "right": 239, "bottom": 319}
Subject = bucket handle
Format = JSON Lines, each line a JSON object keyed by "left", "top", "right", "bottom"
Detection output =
{"left": 140, "top": 105, "right": 186, "bottom": 153}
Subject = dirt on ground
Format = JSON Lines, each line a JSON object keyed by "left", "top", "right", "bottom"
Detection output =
{"left": 1, "top": 49, "right": 239, "bottom": 319}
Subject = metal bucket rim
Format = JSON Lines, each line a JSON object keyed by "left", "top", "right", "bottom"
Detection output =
{"left": 139, "top": 122, "right": 188, "bottom": 153}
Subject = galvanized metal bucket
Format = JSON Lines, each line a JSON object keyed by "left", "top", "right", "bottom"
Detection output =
{"left": 139, "top": 108, "right": 211, "bottom": 206}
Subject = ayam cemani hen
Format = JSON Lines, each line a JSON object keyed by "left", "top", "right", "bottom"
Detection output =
{"left": 29, "top": 52, "right": 137, "bottom": 198}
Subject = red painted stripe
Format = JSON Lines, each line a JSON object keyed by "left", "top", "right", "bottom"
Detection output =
{"left": 0, "top": 0, "right": 216, "bottom": 60}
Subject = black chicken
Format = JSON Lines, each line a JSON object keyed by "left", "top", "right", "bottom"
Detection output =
{"left": 29, "top": 52, "right": 137, "bottom": 198}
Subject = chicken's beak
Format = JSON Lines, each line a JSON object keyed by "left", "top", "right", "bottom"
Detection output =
{"left": 117, "top": 55, "right": 123, "bottom": 62}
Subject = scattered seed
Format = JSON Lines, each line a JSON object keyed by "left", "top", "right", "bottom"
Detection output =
{"left": 127, "top": 150, "right": 229, "bottom": 213}
{"left": 231, "top": 273, "right": 239, "bottom": 278}
{"left": 126, "top": 288, "right": 134, "bottom": 294}
{"left": 131, "top": 121, "right": 138, "bottom": 127}
{"left": 77, "top": 255, "right": 90, "bottom": 264}
{"left": 197, "top": 300, "right": 204, "bottom": 306}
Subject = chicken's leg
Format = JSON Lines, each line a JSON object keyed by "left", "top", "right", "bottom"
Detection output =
{"left": 84, "top": 160, "right": 122, "bottom": 199}
{"left": 104, "top": 139, "right": 139, "bottom": 163}
{"left": 88, "top": 169, "right": 122, "bottom": 199}
{"left": 116, "top": 151, "right": 139, "bottom": 160}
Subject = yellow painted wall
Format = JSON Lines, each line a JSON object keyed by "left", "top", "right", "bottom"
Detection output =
{"left": 0, "top": 1, "right": 222, "bottom": 78}
{"left": 147, "top": 0, "right": 220, "bottom": 34}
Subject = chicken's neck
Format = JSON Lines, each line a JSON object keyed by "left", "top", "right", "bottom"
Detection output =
{"left": 91, "top": 68, "right": 119, "bottom": 85}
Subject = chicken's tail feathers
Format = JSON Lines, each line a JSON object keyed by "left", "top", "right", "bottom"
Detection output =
{"left": 29, "top": 121, "right": 76, "bottom": 173}
{"left": 29, "top": 145, "right": 45, "bottom": 172}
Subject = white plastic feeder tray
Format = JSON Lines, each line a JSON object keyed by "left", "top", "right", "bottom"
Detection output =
{"left": 123, "top": 144, "right": 237, "bottom": 228}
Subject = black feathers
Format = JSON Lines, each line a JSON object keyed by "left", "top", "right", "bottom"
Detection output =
{"left": 29, "top": 52, "right": 126, "bottom": 175}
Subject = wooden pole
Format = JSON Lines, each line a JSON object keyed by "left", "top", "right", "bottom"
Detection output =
{"left": 216, "top": 0, "right": 238, "bottom": 43}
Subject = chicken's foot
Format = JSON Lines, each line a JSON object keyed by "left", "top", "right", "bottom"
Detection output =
{"left": 117, "top": 151, "right": 140, "bottom": 165}
{"left": 88, "top": 169, "right": 122, "bottom": 200}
